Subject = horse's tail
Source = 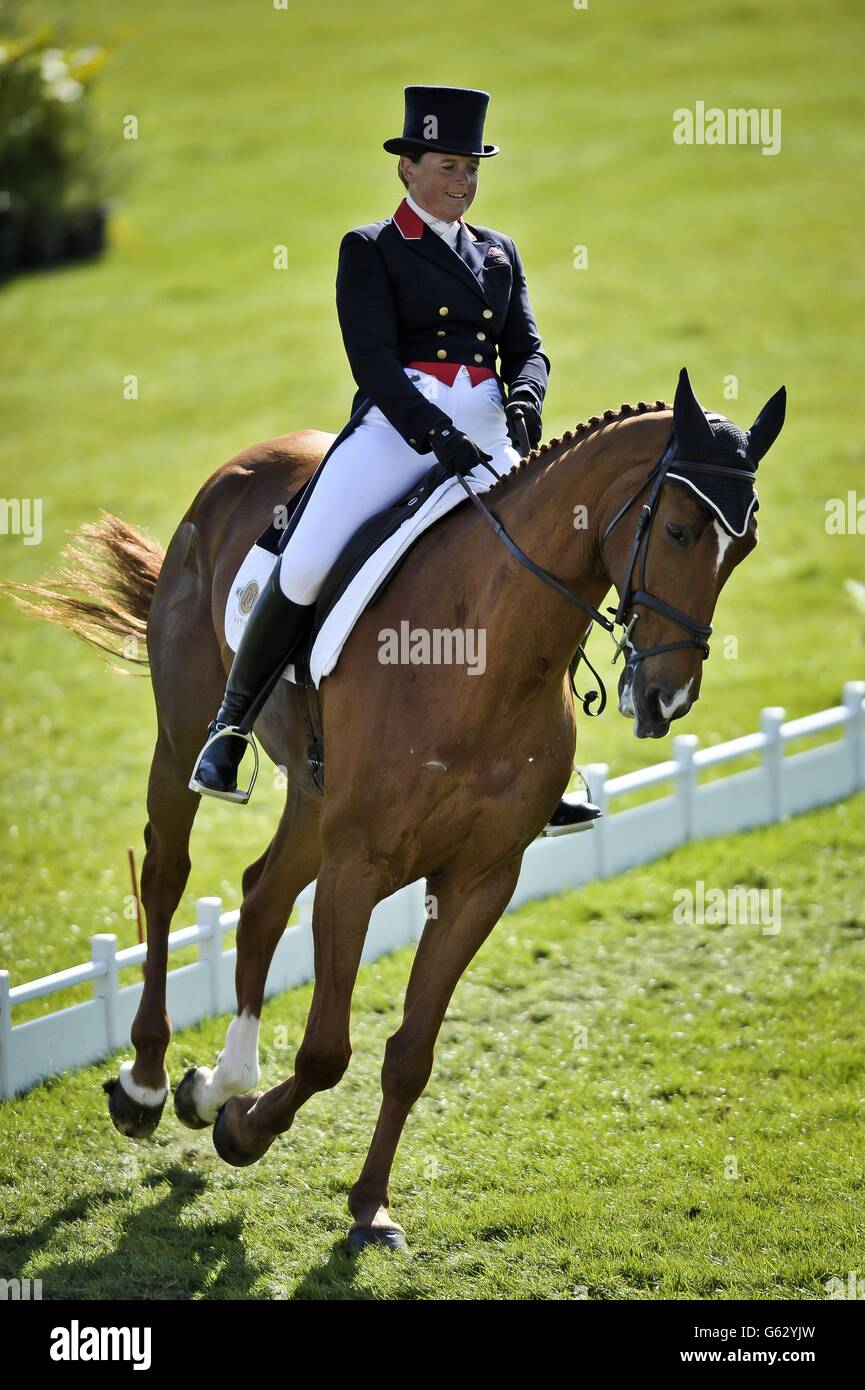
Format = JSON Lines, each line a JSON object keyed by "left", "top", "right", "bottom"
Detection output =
{"left": 1, "top": 511, "right": 164, "bottom": 671}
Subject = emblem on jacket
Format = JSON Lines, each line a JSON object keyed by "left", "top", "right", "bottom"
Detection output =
{"left": 485, "top": 245, "right": 508, "bottom": 264}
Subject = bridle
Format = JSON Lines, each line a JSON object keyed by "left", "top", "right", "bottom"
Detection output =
{"left": 601, "top": 437, "right": 718, "bottom": 665}
{"left": 456, "top": 423, "right": 757, "bottom": 716}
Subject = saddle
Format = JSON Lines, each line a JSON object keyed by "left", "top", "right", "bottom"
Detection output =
{"left": 252, "top": 459, "right": 457, "bottom": 689}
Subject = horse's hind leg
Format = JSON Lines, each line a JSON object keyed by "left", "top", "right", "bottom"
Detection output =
{"left": 104, "top": 734, "right": 201, "bottom": 1139}
{"left": 346, "top": 854, "right": 523, "bottom": 1251}
{"left": 174, "top": 786, "right": 322, "bottom": 1131}
{"left": 104, "top": 519, "right": 229, "bottom": 1138}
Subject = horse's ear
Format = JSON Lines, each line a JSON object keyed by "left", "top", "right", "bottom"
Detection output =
{"left": 673, "top": 367, "right": 715, "bottom": 454}
{"left": 747, "top": 386, "right": 786, "bottom": 463}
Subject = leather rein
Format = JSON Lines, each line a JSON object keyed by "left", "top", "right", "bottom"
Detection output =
{"left": 455, "top": 418, "right": 756, "bottom": 717}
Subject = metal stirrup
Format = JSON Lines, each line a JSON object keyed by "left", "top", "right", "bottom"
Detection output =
{"left": 188, "top": 725, "right": 260, "bottom": 805}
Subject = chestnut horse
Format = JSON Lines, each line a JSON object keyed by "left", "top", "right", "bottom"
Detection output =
{"left": 8, "top": 369, "right": 784, "bottom": 1250}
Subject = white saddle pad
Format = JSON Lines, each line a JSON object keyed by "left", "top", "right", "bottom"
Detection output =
{"left": 224, "top": 471, "right": 495, "bottom": 688}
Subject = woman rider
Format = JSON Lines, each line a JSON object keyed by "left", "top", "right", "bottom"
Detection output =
{"left": 190, "top": 85, "right": 600, "bottom": 830}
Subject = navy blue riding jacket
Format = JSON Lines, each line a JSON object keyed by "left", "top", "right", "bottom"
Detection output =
{"left": 332, "top": 196, "right": 551, "bottom": 457}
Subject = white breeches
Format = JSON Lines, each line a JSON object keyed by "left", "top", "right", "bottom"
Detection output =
{"left": 279, "top": 365, "right": 521, "bottom": 605}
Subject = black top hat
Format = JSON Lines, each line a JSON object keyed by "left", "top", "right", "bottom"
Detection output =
{"left": 383, "top": 85, "right": 499, "bottom": 158}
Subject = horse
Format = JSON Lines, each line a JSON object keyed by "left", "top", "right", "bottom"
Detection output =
{"left": 5, "top": 368, "right": 785, "bottom": 1250}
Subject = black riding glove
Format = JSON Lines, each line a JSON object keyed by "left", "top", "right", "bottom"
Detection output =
{"left": 505, "top": 392, "right": 543, "bottom": 452}
{"left": 427, "top": 421, "right": 493, "bottom": 477}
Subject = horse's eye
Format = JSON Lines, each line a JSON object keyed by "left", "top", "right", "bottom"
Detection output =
{"left": 665, "top": 522, "right": 688, "bottom": 547}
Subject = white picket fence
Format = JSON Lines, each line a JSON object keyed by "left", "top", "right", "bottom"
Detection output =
{"left": 1, "top": 680, "right": 863, "bottom": 1101}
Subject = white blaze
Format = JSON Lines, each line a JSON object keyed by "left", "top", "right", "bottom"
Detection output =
{"left": 712, "top": 519, "right": 734, "bottom": 574}
{"left": 659, "top": 678, "right": 694, "bottom": 721}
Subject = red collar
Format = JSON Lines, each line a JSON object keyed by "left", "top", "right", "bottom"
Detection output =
{"left": 392, "top": 197, "right": 477, "bottom": 242}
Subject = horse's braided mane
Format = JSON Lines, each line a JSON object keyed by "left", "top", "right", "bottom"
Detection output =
{"left": 485, "top": 398, "right": 672, "bottom": 498}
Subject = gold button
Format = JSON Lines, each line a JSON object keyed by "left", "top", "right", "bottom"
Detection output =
{"left": 436, "top": 329, "right": 446, "bottom": 337}
{"left": 438, "top": 306, "right": 449, "bottom": 316}
{"left": 476, "top": 331, "right": 486, "bottom": 341}
{"left": 437, "top": 349, "right": 447, "bottom": 359}
{"left": 409, "top": 437, "right": 417, "bottom": 445}
{"left": 483, "top": 309, "right": 493, "bottom": 319}
{"left": 474, "top": 354, "right": 483, "bottom": 363}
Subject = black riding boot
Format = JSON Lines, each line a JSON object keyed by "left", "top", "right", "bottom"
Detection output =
{"left": 543, "top": 766, "right": 603, "bottom": 835}
{"left": 189, "top": 562, "right": 313, "bottom": 803}
{"left": 545, "top": 795, "right": 603, "bottom": 833}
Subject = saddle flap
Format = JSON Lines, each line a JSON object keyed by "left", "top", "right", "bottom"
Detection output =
{"left": 225, "top": 462, "right": 493, "bottom": 689}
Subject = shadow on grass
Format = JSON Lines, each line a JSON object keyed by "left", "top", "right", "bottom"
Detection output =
{"left": 2, "top": 1163, "right": 432, "bottom": 1300}
{"left": 290, "top": 1239, "right": 428, "bottom": 1301}
{"left": 1, "top": 1166, "right": 266, "bottom": 1299}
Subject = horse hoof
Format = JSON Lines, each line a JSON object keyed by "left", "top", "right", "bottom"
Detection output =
{"left": 212, "top": 1098, "right": 269, "bottom": 1168}
{"left": 346, "top": 1224, "right": 408, "bottom": 1254}
{"left": 102, "top": 1075, "right": 166, "bottom": 1140}
{"left": 173, "top": 1067, "right": 212, "bottom": 1130}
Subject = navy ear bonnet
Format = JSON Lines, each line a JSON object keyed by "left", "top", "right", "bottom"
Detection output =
{"left": 666, "top": 412, "right": 759, "bottom": 539}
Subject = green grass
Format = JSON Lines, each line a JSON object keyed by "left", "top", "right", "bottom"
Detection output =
{"left": 1, "top": 798, "right": 862, "bottom": 1299}
{"left": 1, "top": 0, "right": 863, "bottom": 985}
{"left": 0, "top": 0, "right": 863, "bottom": 1299}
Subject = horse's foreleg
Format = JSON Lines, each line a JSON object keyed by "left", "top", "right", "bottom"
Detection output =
{"left": 174, "top": 789, "right": 321, "bottom": 1129}
{"left": 347, "top": 855, "right": 523, "bottom": 1251}
{"left": 212, "top": 847, "right": 385, "bottom": 1167}
{"left": 104, "top": 739, "right": 200, "bottom": 1139}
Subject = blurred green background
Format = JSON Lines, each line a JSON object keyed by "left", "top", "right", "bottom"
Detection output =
{"left": 1, "top": 0, "right": 863, "bottom": 985}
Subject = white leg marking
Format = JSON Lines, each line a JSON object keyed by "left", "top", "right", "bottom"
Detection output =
{"left": 192, "top": 1010, "right": 260, "bottom": 1121}
{"left": 659, "top": 678, "right": 694, "bottom": 721}
{"left": 118, "top": 1060, "right": 169, "bottom": 1107}
{"left": 712, "top": 519, "right": 734, "bottom": 574}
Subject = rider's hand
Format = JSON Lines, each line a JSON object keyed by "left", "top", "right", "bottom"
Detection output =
{"left": 427, "top": 421, "right": 493, "bottom": 477}
{"left": 505, "top": 392, "right": 543, "bottom": 452}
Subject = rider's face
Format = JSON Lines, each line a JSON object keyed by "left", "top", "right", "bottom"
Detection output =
{"left": 400, "top": 152, "right": 480, "bottom": 222}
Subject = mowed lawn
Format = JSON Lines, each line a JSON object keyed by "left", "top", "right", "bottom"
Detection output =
{"left": 1, "top": 0, "right": 863, "bottom": 984}
{"left": 0, "top": 799, "right": 862, "bottom": 1300}
{"left": 0, "top": 0, "right": 864, "bottom": 1298}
